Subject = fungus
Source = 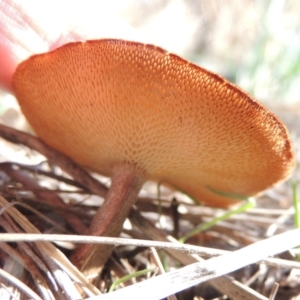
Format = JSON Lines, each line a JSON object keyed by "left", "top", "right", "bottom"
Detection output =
{"left": 13, "top": 39, "right": 295, "bottom": 273}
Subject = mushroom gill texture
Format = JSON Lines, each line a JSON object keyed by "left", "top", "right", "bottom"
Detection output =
{"left": 13, "top": 39, "right": 295, "bottom": 207}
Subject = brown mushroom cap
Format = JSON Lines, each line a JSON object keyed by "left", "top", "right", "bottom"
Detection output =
{"left": 13, "top": 39, "right": 295, "bottom": 207}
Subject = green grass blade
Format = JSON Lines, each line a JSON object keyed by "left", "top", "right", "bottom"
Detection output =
{"left": 109, "top": 268, "right": 154, "bottom": 293}
{"left": 179, "top": 198, "right": 256, "bottom": 243}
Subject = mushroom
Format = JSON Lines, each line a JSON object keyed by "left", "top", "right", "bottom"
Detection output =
{"left": 13, "top": 39, "right": 295, "bottom": 273}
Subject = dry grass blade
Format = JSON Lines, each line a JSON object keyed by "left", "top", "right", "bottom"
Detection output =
{"left": 1, "top": 233, "right": 300, "bottom": 270}
{"left": 0, "top": 268, "right": 43, "bottom": 300}
{"left": 0, "top": 195, "right": 101, "bottom": 298}
{"left": 0, "top": 233, "right": 228, "bottom": 255}
{"left": 149, "top": 248, "right": 178, "bottom": 300}
{"left": 269, "top": 283, "right": 280, "bottom": 300}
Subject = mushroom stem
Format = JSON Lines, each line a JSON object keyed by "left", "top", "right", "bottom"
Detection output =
{"left": 72, "top": 163, "right": 146, "bottom": 274}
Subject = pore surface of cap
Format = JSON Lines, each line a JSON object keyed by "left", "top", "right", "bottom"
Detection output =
{"left": 13, "top": 39, "right": 295, "bottom": 207}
